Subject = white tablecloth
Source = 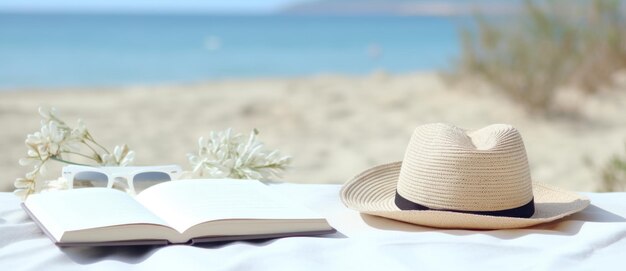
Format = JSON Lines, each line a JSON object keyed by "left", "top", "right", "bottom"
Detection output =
{"left": 1, "top": 184, "right": 625, "bottom": 271}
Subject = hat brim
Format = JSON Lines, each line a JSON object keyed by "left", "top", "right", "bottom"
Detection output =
{"left": 341, "top": 162, "right": 590, "bottom": 230}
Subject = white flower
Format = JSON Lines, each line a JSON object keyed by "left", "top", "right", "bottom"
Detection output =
{"left": 41, "top": 177, "right": 70, "bottom": 192}
{"left": 14, "top": 177, "right": 33, "bottom": 189}
{"left": 25, "top": 120, "right": 66, "bottom": 160}
{"left": 101, "top": 145, "right": 135, "bottom": 166}
{"left": 13, "top": 177, "right": 35, "bottom": 200}
{"left": 188, "top": 128, "right": 291, "bottom": 180}
{"left": 13, "top": 189, "right": 31, "bottom": 200}
{"left": 38, "top": 106, "right": 58, "bottom": 122}
{"left": 18, "top": 149, "right": 39, "bottom": 166}
{"left": 70, "top": 119, "right": 88, "bottom": 139}
{"left": 25, "top": 163, "right": 44, "bottom": 179}
{"left": 16, "top": 107, "right": 136, "bottom": 201}
{"left": 38, "top": 106, "right": 72, "bottom": 131}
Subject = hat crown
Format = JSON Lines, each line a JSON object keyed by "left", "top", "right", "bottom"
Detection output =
{"left": 397, "top": 123, "right": 533, "bottom": 212}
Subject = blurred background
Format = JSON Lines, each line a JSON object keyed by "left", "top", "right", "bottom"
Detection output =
{"left": 1, "top": 0, "right": 625, "bottom": 192}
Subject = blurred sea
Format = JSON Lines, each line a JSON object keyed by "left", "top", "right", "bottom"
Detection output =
{"left": 0, "top": 13, "right": 465, "bottom": 89}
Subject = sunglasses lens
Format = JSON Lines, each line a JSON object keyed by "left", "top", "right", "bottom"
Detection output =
{"left": 73, "top": 171, "right": 108, "bottom": 188}
{"left": 133, "top": 172, "right": 171, "bottom": 193}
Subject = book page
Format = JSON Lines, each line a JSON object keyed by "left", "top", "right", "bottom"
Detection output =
{"left": 25, "top": 188, "right": 171, "bottom": 242}
{"left": 136, "top": 179, "right": 326, "bottom": 233}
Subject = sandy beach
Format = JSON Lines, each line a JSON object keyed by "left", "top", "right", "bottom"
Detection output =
{"left": 1, "top": 72, "right": 625, "bottom": 192}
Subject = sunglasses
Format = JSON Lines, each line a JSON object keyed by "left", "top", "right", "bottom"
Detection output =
{"left": 62, "top": 165, "right": 182, "bottom": 195}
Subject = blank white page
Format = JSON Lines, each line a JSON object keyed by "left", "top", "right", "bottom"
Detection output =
{"left": 25, "top": 188, "right": 170, "bottom": 240}
{"left": 136, "top": 179, "right": 325, "bottom": 233}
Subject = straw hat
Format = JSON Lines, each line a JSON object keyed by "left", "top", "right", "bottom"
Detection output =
{"left": 341, "top": 123, "right": 590, "bottom": 229}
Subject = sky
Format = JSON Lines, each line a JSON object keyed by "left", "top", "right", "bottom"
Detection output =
{"left": 0, "top": 0, "right": 309, "bottom": 13}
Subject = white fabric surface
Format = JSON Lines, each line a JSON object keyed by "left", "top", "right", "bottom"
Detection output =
{"left": 1, "top": 184, "right": 625, "bottom": 271}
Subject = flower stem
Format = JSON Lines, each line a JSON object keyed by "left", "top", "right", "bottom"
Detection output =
{"left": 82, "top": 140, "right": 101, "bottom": 156}
{"left": 89, "top": 139, "right": 110, "bottom": 154}
{"left": 251, "top": 163, "right": 286, "bottom": 169}
{"left": 50, "top": 156, "right": 92, "bottom": 166}
{"left": 60, "top": 151, "right": 99, "bottom": 162}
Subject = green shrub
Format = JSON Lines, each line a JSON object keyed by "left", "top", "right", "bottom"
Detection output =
{"left": 452, "top": 0, "right": 626, "bottom": 114}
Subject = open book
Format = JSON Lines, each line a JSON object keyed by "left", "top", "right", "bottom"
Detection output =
{"left": 22, "top": 179, "right": 335, "bottom": 246}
